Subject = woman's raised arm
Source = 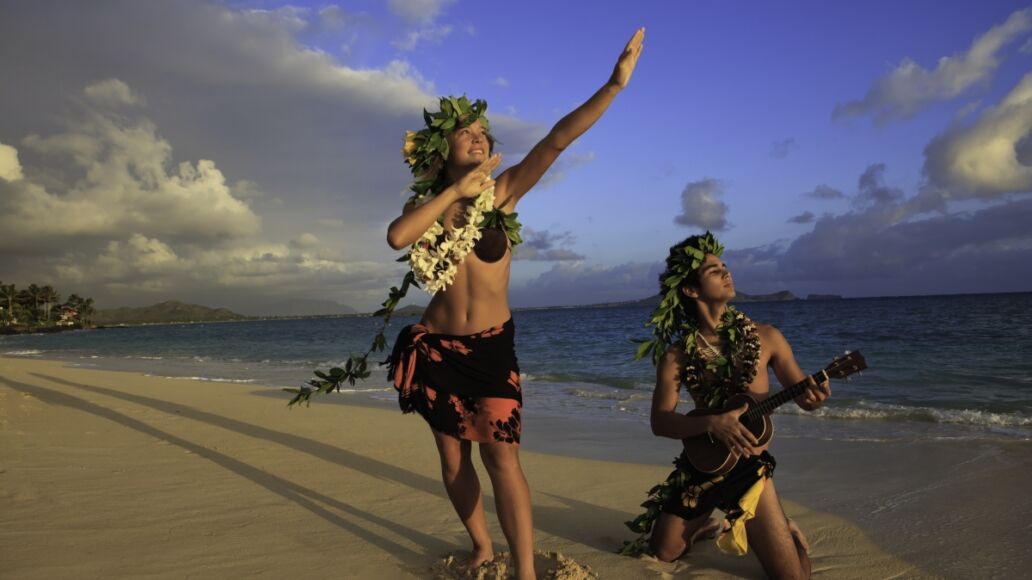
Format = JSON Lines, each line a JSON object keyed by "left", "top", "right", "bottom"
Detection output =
{"left": 495, "top": 27, "right": 644, "bottom": 208}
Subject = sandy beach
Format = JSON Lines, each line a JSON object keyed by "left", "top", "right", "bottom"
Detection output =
{"left": 3, "top": 357, "right": 1027, "bottom": 579}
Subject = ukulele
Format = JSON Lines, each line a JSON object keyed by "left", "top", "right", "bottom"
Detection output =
{"left": 682, "top": 351, "right": 866, "bottom": 475}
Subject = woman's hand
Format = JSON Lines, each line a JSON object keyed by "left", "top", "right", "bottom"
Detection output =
{"left": 609, "top": 27, "right": 645, "bottom": 90}
{"left": 451, "top": 154, "right": 501, "bottom": 199}
{"left": 708, "top": 403, "right": 760, "bottom": 458}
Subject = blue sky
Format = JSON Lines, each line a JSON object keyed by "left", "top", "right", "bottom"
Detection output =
{"left": 1, "top": 1, "right": 1030, "bottom": 313}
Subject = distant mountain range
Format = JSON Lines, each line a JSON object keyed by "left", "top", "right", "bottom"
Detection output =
{"left": 93, "top": 290, "right": 823, "bottom": 325}
{"left": 95, "top": 299, "right": 360, "bottom": 325}
{"left": 563, "top": 290, "right": 804, "bottom": 310}
{"left": 95, "top": 301, "right": 249, "bottom": 324}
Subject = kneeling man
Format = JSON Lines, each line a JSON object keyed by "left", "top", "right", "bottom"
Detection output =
{"left": 623, "top": 232, "right": 830, "bottom": 580}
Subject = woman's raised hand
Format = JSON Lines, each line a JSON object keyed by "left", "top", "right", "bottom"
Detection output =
{"left": 453, "top": 153, "right": 502, "bottom": 199}
{"left": 610, "top": 27, "right": 645, "bottom": 90}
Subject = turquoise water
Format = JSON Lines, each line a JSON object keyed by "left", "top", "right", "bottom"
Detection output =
{"left": 3, "top": 292, "right": 1030, "bottom": 441}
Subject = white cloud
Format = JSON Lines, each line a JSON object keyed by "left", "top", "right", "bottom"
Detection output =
{"left": 493, "top": 77, "right": 510, "bottom": 87}
{"left": 0, "top": 1, "right": 558, "bottom": 312}
{"left": 674, "top": 178, "right": 730, "bottom": 230}
{"left": 833, "top": 8, "right": 1032, "bottom": 123}
{"left": 511, "top": 261, "right": 663, "bottom": 307}
{"left": 392, "top": 23, "right": 452, "bottom": 51}
{"left": 513, "top": 228, "right": 584, "bottom": 261}
{"left": 83, "top": 78, "right": 141, "bottom": 107}
{"left": 923, "top": 72, "right": 1032, "bottom": 198}
{"left": 853, "top": 163, "right": 905, "bottom": 207}
{"left": 314, "top": 217, "right": 346, "bottom": 229}
{"left": 290, "top": 233, "right": 320, "bottom": 249}
{"left": 0, "top": 141, "right": 23, "bottom": 181}
{"left": 98, "top": 234, "right": 182, "bottom": 279}
{"left": 67, "top": 236, "right": 403, "bottom": 306}
{"left": 318, "top": 5, "right": 347, "bottom": 32}
{"left": 804, "top": 184, "right": 845, "bottom": 200}
{"left": 775, "top": 196, "right": 1032, "bottom": 286}
{"left": 0, "top": 92, "right": 260, "bottom": 251}
{"left": 533, "top": 151, "right": 595, "bottom": 189}
{"left": 387, "top": 0, "right": 455, "bottom": 23}
{"left": 0, "top": 1, "right": 442, "bottom": 226}
{"left": 787, "top": 211, "right": 815, "bottom": 224}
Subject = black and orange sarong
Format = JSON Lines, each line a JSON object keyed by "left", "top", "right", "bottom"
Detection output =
{"left": 387, "top": 318, "right": 522, "bottom": 444}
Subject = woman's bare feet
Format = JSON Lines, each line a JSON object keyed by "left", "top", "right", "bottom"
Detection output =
{"left": 469, "top": 544, "right": 494, "bottom": 568}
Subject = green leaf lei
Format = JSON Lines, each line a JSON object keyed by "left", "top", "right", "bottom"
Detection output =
{"left": 284, "top": 96, "right": 522, "bottom": 407}
{"left": 621, "top": 232, "right": 761, "bottom": 555}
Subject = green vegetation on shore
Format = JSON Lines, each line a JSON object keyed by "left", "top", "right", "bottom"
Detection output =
{"left": 0, "top": 281, "right": 95, "bottom": 335}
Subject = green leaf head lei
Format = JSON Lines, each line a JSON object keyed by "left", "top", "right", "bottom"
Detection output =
{"left": 633, "top": 230, "right": 760, "bottom": 410}
{"left": 403, "top": 95, "right": 494, "bottom": 203}
{"left": 633, "top": 231, "right": 725, "bottom": 366}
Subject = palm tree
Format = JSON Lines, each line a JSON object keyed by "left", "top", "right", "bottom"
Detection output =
{"left": 18, "top": 286, "right": 42, "bottom": 324}
{"left": 79, "top": 297, "right": 96, "bottom": 326}
{"left": 0, "top": 282, "right": 14, "bottom": 323}
{"left": 63, "top": 294, "right": 83, "bottom": 325}
{"left": 41, "top": 285, "right": 59, "bottom": 322}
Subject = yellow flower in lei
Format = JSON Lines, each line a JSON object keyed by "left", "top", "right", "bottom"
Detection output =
{"left": 402, "top": 130, "right": 419, "bottom": 167}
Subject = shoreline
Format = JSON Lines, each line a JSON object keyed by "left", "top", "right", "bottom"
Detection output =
{"left": 6, "top": 347, "right": 1029, "bottom": 446}
{"left": 4, "top": 358, "right": 1027, "bottom": 578}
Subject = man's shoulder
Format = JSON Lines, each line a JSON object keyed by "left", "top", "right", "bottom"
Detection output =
{"left": 754, "top": 322, "right": 793, "bottom": 354}
{"left": 751, "top": 321, "right": 777, "bottom": 337}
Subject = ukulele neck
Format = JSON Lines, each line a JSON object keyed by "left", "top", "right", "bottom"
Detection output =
{"left": 744, "top": 369, "right": 828, "bottom": 420}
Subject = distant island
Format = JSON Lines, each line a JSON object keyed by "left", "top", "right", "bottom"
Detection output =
{"left": 79, "top": 290, "right": 826, "bottom": 327}
{"left": 392, "top": 304, "right": 428, "bottom": 317}
{"left": 551, "top": 290, "right": 802, "bottom": 311}
{"left": 95, "top": 301, "right": 249, "bottom": 325}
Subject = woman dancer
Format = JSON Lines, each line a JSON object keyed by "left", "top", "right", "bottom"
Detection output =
{"left": 385, "top": 29, "right": 644, "bottom": 579}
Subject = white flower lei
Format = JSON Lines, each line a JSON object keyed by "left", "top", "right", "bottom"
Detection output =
{"left": 409, "top": 186, "right": 496, "bottom": 294}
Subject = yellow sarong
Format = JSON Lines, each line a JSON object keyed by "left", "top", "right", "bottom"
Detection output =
{"left": 715, "top": 467, "right": 767, "bottom": 555}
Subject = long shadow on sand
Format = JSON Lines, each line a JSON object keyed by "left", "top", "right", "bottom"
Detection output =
{"left": 29, "top": 373, "right": 646, "bottom": 554}
{"left": 5, "top": 376, "right": 453, "bottom": 565}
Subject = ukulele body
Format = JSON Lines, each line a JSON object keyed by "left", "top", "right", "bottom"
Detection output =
{"left": 682, "top": 392, "right": 774, "bottom": 475}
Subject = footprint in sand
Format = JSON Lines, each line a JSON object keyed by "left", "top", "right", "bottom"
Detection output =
{"left": 432, "top": 550, "right": 595, "bottom": 580}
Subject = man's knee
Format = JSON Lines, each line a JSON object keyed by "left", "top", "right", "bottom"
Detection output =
{"left": 650, "top": 540, "right": 683, "bottom": 563}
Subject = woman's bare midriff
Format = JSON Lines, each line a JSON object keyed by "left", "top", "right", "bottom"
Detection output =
{"left": 421, "top": 250, "right": 512, "bottom": 335}
{"left": 419, "top": 194, "right": 514, "bottom": 335}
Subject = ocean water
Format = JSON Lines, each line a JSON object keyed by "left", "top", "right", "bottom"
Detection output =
{"left": 3, "top": 292, "right": 1030, "bottom": 442}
